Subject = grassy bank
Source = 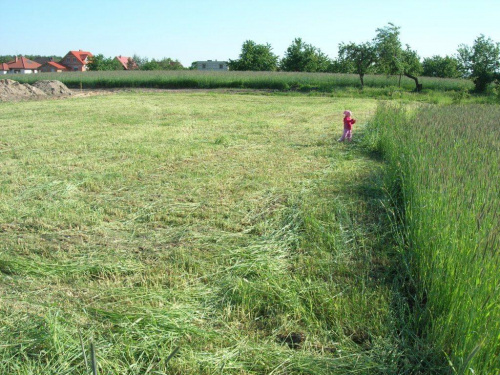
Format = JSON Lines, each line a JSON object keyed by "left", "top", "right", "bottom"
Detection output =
{"left": 0, "top": 92, "right": 416, "bottom": 373}
{"left": 366, "top": 103, "right": 500, "bottom": 374}
{"left": 6, "top": 70, "right": 474, "bottom": 93}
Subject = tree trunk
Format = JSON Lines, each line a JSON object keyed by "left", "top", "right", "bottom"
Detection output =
{"left": 398, "top": 74, "right": 402, "bottom": 88}
{"left": 404, "top": 72, "right": 422, "bottom": 92}
{"left": 359, "top": 73, "right": 364, "bottom": 88}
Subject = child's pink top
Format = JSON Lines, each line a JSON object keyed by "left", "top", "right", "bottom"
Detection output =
{"left": 344, "top": 116, "right": 356, "bottom": 130}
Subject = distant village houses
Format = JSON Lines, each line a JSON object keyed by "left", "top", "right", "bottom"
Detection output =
{"left": 40, "top": 59, "right": 69, "bottom": 73}
{"left": 1, "top": 50, "right": 139, "bottom": 74}
{"left": 2, "top": 56, "right": 41, "bottom": 74}
{"left": 61, "top": 50, "right": 93, "bottom": 72}
{"left": 115, "top": 56, "right": 138, "bottom": 70}
{"left": 0, "top": 63, "right": 9, "bottom": 75}
{"left": 195, "top": 60, "right": 228, "bottom": 71}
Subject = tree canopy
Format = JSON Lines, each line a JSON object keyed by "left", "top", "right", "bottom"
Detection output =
{"left": 373, "top": 23, "right": 423, "bottom": 91}
{"left": 87, "top": 54, "right": 123, "bottom": 71}
{"left": 422, "top": 55, "right": 461, "bottom": 78}
{"left": 280, "top": 38, "right": 330, "bottom": 73}
{"left": 228, "top": 40, "right": 278, "bottom": 71}
{"left": 457, "top": 34, "right": 500, "bottom": 92}
{"left": 337, "top": 41, "right": 376, "bottom": 87}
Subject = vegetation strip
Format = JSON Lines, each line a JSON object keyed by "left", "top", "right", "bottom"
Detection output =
{"left": 366, "top": 103, "right": 500, "bottom": 374}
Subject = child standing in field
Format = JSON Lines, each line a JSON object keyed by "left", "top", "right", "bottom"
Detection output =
{"left": 338, "top": 110, "right": 356, "bottom": 142}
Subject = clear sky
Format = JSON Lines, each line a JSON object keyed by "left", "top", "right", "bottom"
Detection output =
{"left": 3, "top": 0, "right": 500, "bottom": 67}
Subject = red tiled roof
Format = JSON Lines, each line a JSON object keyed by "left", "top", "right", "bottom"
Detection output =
{"left": 115, "top": 55, "right": 137, "bottom": 70}
{"left": 7, "top": 56, "right": 42, "bottom": 70}
{"left": 69, "top": 50, "right": 93, "bottom": 64}
{"left": 0, "top": 63, "right": 9, "bottom": 71}
{"left": 46, "top": 61, "right": 69, "bottom": 70}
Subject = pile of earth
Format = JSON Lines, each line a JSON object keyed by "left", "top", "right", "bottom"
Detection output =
{"left": 0, "top": 79, "right": 72, "bottom": 101}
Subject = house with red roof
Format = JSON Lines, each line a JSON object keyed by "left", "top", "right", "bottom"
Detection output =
{"left": 61, "top": 50, "right": 93, "bottom": 71}
{"left": 5, "top": 56, "right": 42, "bottom": 74}
{"left": 115, "top": 55, "right": 138, "bottom": 70}
{"left": 40, "top": 60, "right": 69, "bottom": 73}
{"left": 0, "top": 63, "right": 9, "bottom": 75}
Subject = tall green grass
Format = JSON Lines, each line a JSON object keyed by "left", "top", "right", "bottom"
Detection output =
{"left": 366, "top": 103, "right": 500, "bottom": 374}
{"left": 6, "top": 70, "right": 474, "bottom": 92}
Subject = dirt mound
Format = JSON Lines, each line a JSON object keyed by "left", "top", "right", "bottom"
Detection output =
{"left": 0, "top": 79, "right": 47, "bottom": 101}
{"left": 32, "top": 80, "right": 73, "bottom": 96}
{"left": 0, "top": 79, "right": 73, "bottom": 101}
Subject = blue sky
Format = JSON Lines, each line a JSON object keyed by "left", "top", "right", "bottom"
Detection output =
{"left": 3, "top": 0, "right": 500, "bottom": 67}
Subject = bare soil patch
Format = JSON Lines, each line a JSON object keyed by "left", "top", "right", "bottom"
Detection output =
{"left": 32, "top": 80, "right": 73, "bottom": 96}
{"left": 0, "top": 79, "right": 73, "bottom": 102}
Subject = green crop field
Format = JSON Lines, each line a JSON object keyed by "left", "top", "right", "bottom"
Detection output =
{"left": 7, "top": 70, "right": 474, "bottom": 93}
{"left": 1, "top": 89, "right": 498, "bottom": 374}
{"left": 367, "top": 103, "right": 500, "bottom": 375}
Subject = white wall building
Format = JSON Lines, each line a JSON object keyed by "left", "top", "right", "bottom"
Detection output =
{"left": 196, "top": 60, "right": 229, "bottom": 71}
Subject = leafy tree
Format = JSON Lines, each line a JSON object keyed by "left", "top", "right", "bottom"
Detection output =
{"left": 160, "top": 58, "right": 184, "bottom": 70}
{"left": 132, "top": 54, "right": 149, "bottom": 69}
{"left": 457, "top": 34, "right": 500, "bottom": 92}
{"left": 401, "top": 45, "right": 423, "bottom": 91}
{"left": 0, "top": 55, "right": 13, "bottom": 64}
{"left": 373, "top": 23, "right": 403, "bottom": 75}
{"left": 373, "top": 23, "right": 423, "bottom": 91}
{"left": 141, "top": 59, "right": 161, "bottom": 71}
{"left": 337, "top": 41, "right": 377, "bottom": 87}
{"left": 141, "top": 58, "right": 184, "bottom": 71}
{"left": 228, "top": 40, "right": 278, "bottom": 71}
{"left": 325, "top": 58, "right": 354, "bottom": 74}
{"left": 422, "top": 55, "right": 461, "bottom": 78}
{"left": 280, "top": 38, "right": 330, "bottom": 72}
{"left": 87, "top": 54, "right": 122, "bottom": 71}
{"left": 0, "top": 55, "right": 62, "bottom": 64}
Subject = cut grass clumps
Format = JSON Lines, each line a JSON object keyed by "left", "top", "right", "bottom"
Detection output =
{"left": 0, "top": 92, "right": 412, "bottom": 373}
{"left": 367, "top": 103, "right": 500, "bottom": 374}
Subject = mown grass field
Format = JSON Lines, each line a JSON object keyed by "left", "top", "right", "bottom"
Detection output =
{"left": 0, "top": 92, "right": 418, "bottom": 374}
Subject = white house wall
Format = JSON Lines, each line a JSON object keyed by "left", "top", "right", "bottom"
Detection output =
{"left": 197, "top": 61, "right": 228, "bottom": 71}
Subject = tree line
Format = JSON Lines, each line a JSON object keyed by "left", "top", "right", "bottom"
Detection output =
{"left": 84, "top": 55, "right": 185, "bottom": 71}
{"left": 3, "top": 23, "right": 498, "bottom": 92}
{"left": 229, "top": 23, "right": 500, "bottom": 93}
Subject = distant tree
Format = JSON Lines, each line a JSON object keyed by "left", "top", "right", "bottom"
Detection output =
{"left": 422, "top": 55, "right": 461, "bottom": 78}
{"left": 87, "top": 54, "right": 122, "bottom": 71}
{"left": 373, "top": 23, "right": 404, "bottom": 76}
{"left": 132, "top": 54, "right": 148, "bottom": 69}
{"left": 373, "top": 23, "right": 423, "bottom": 91}
{"left": 142, "top": 59, "right": 160, "bottom": 71}
{"left": 325, "top": 58, "right": 354, "bottom": 73}
{"left": 157, "top": 58, "right": 185, "bottom": 70}
{"left": 0, "top": 55, "right": 62, "bottom": 64}
{"left": 140, "top": 58, "right": 184, "bottom": 70}
{"left": 0, "top": 55, "right": 13, "bottom": 64}
{"left": 280, "top": 38, "right": 330, "bottom": 72}
{"left": 337, "top": 41, "right": 377, "bottom": 87}
{"left": 228, "top": 40, "right": 278, "bottom": 71}
{"left": 26, "top": 55, "right": 62, "bottom": 64}
{"left": 126, "top": 58, "right": 137, "bottom": 70}
{"left": 401, "top": 45, "right": 423, "bottom": 91}
{"left": 457, "top": 34, "right": 500, "bottom": 92}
